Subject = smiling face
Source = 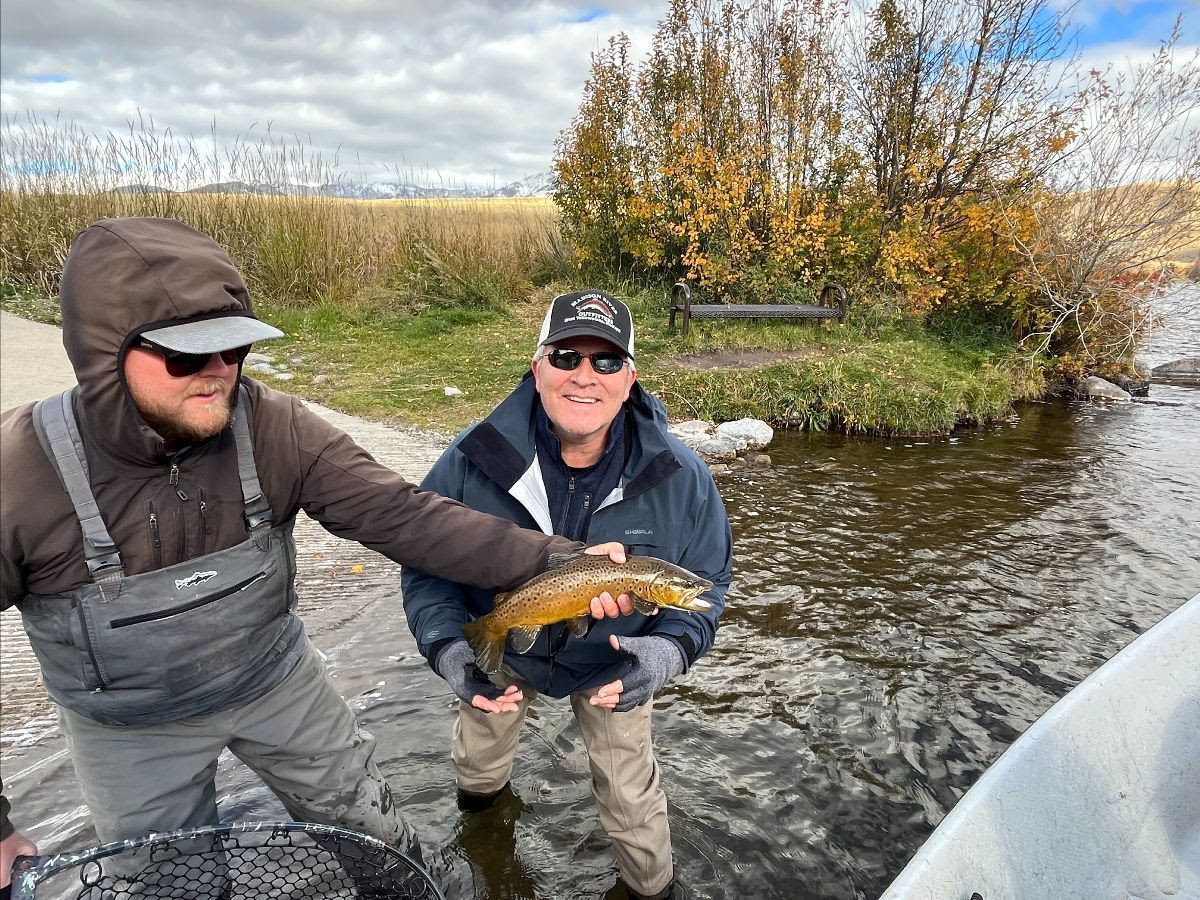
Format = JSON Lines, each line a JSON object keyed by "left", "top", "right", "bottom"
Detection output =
{"left": 532, "top": 335, "right": 636, "bottom": 466}
{"left": 123, "top": 346, "right": 239, "bottom": 447}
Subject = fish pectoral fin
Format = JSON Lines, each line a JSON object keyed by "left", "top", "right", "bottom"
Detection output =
{"left": 545, "top": 551, "right": 588, "bottom": 571}
{"left": 631, "top": 594, "right": 658, "bottom": 616}
{"left": 566, "top": 614, "right": 591, "bottom": 638}
{"left": 508, "top": 625, "right": 543, "bottom": 654}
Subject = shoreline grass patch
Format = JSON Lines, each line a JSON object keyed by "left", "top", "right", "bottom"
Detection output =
{"left": 251, "top": 284, "right": 1038, "bottom": 436}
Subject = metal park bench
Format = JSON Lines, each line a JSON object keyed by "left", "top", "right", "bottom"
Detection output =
{"left": 668, "top": 281, "right": 849, "bottom": 337}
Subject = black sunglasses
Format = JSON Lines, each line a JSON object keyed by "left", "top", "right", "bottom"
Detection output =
{"left": 543, "top": 348, "right": 628, "bottom": 375}
{"left": 133, "top": 338, "right": 250, "bottom": 378}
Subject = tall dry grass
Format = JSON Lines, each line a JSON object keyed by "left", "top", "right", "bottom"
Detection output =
{"left": 0, "top": 114, "right": 564, "bottom": 315}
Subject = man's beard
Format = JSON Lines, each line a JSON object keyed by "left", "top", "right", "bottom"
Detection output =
{"left": 135, "top": 380, "right": 236, "bottom": 447}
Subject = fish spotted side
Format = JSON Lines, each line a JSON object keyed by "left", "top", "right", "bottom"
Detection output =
{"left": 461, "top": 551, "right": 713, "bottom": 674}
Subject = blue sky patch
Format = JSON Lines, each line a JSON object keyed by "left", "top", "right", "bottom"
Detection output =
{"left": 565, "top": 7, "right": 607, "bottom": 25}
{"left": 1074, "top": 0, "right": 1196, "bottom": 47}
{"left": 30, "top": 73, "right": 70, "bottom": 83}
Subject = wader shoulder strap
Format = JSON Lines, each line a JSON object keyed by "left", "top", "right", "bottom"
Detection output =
{"left": 33, "top": 387, "right": 125, "bottom": 599}
{"left": 233, "top": 385, "right": 273, "bottom": 533}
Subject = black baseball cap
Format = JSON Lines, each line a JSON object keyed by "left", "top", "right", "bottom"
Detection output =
{"left": 537, "top": 289, "right": 635, "bottom": 359}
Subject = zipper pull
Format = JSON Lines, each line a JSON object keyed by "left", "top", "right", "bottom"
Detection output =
{"left": 149, "top": 512, "right": 161, "bottom": 549}
{"left": 199, "top": 497, "right": 211, "bottom": 535}
{"left": 568, "top": 475, "right": 576, "bottom": 494}
{"left": 169, "top": 463, "right": 189, "bottom": 501}
{"left": 583, "top": 493, "right": 592, "bottom": 511}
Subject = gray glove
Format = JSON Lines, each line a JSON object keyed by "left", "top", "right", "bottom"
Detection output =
{"left": 436, "top": 640, "right": 504, "bottom": 705}
{"left": 611, "top": 635, "right": 686, "bottom": 712}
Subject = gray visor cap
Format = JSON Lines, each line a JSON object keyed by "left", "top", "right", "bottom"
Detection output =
{"left": 140, "top": 314, "right": 284, "bottom": 353}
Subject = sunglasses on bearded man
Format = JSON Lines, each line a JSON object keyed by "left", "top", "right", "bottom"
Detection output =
{"left": 542, "top": 347, "right": 629, "bottom": 375}
{"left": 133, "top": 338, "right": 251, "bottom": 378}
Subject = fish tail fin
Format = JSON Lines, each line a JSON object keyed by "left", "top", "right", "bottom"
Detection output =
{"left": 462, "top": 618, "right": 507, "bottom": 675}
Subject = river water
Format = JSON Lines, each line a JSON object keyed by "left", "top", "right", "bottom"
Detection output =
{"left": 2, "top": 287, "right": 1197, "bottom": 899}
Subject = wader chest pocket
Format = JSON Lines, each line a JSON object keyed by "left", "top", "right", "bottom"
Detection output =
{"left": 108, "top": 571, "right": 268, "bottom": 629}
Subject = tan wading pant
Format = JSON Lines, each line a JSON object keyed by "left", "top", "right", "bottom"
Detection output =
{"left": 453, "top": 669, "right": 673, "bottom": 897}
{"left": 58, "top": 640, "right": 415, "bottom": 887}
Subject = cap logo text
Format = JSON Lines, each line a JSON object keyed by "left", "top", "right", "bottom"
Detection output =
{"left": 570, "top": 294, "right": 619, "bottom": 331}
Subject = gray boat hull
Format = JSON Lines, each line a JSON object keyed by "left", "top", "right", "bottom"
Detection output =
{"left": 882, "top": 595, "right": 1200, "bottom": 900}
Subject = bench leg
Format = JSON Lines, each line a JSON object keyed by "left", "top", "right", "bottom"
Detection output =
{"left": 682, "top": 308, "right": 690, "bottom": 338}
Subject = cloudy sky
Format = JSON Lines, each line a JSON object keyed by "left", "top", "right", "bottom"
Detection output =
{"left": 1, "top": 0, "right": 1194, "bottom": 189}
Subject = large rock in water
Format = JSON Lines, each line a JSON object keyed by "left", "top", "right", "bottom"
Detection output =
{"left": 1085, "top": 376, "right": 1132, "bottom": 401}
{"left": 1112, "top": 372, "right": 1150, "bottom": 396}
{"left": 1151, "top": 357, "right": 1200, "bottom": 385}
{"left": 690, "top": 436, "right": 741, "bottom": 461}
{"left": 669, "top": 419, "right": 715, "bottom": 437}
{"left": 667, "top": 417, "right": 774, "bottom": 468}
{"left": 715, "top": 418, "right": 774, "bottom": 451}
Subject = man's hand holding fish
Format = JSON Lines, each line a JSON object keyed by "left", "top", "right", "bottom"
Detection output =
{"left": 436, "top": 541, "right": 638, "bottom": 713}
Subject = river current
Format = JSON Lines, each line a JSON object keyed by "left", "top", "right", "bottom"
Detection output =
{"left": 2, "top": 287, "right": 1197, "bottom": 899}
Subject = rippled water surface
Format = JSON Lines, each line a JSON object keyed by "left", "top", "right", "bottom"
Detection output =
{"left": 3, "top": 288, "right": 1198, "bottom": 899}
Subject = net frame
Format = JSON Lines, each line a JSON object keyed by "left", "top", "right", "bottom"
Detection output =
{"left": 10, "top": 821, "right": 445, "bottom": 900}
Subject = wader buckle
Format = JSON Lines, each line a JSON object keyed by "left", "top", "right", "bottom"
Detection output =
{"left": 85, "top": 551, "right": 123, "bottom": 578}
{"left": 244, "top": 510, "right": 273, "bottom": 531}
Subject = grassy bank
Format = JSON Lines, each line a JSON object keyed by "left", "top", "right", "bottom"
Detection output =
{"left": 1, "top": 193, "right": 1040, "bottom": 437}
{"left": 230, "top": 284, "right": 1040, "bottom": 437}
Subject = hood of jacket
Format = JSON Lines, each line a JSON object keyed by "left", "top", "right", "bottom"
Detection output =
{"left": 59, "top": 217, "right": 259, "bottom": 463}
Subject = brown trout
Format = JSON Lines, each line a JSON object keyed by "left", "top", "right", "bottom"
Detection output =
{"left": 461, "top": 552, "right": 714, "bottom": 674}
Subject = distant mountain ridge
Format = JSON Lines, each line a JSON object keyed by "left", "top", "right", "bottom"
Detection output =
{"left": 114, "top": 171, "right": 554, "bottom": 199}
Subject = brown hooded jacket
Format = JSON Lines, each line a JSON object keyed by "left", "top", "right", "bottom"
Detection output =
{"left": 0, "top": 217, "right": 582, "bottom": 835}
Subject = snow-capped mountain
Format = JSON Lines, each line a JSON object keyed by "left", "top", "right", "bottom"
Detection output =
{"left": 321, "top": 171, "right": 554, "bottom": 200}
{"left": 126, "top": 172, "right": 555, "bottom": 200}
{"left": 490, "top": 171, "right": 555, "bottom": 198}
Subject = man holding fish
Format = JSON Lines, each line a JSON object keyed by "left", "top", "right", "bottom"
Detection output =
{"left": 402, "top": 289, "right": 733, "bottom": 900}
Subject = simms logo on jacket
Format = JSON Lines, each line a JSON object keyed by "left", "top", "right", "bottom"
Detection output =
{"left": 175, "top": 570, "right": 219, "bottom": 591}
{"left": 624, "top": 528, "right": 654, "bottom": 537}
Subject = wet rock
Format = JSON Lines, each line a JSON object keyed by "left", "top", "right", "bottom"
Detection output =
{"left": 669, "top": 419, "right": 714, "bottom": 437}
{"left": 1151, "top": 357, "right": 1200, "bottom": 385}
{"left": 707, "top": 463, "right": 732, "bottom": 477}
{"left": 749, "top": 453, "right": 772, "bottom": 467}
{"left": 1112, "top": 372, "right": 1150, "bottom": 396}
{"left": 671, "top": 417, "right": 774, "bottom": 468}
{"left": 669, "top": 427, "right": 710, "bottom": 453}
{"left": 691, "top": 436, "right": 741, "bottom": 461}
{"left": 1085, "top": 376, "right": 1132, "bottom": 401}
{"left": 716, "top": 418, "right": 774, "bottom": 451}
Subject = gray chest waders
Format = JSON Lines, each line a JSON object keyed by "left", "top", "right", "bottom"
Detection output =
{"left": 18, "top": 386, "right": 308, "bottom": 726}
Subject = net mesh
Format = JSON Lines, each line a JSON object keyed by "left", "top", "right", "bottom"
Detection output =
{"left": 12, "top": 822, "right": 444, "bottom": 900}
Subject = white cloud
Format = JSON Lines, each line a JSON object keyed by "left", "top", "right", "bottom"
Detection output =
{"left": 1, "top": 0, "right": 661, "bottom": 186}
{"left": 0, "top": 0, "right": 1186, "bottom": 188}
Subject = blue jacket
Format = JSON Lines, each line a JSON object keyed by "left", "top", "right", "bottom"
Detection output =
{"left": 401, "top": 374, "right": 732, "bottom": 698}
